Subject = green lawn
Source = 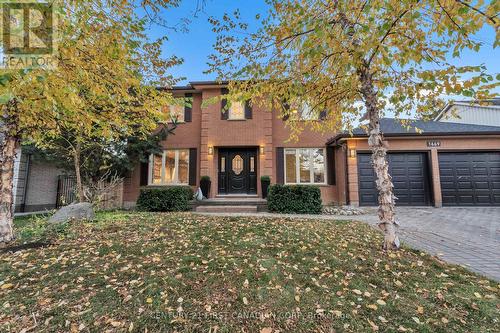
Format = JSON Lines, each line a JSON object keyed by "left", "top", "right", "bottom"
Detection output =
{"left": 1, "top": 212, "right": 499, "bottom": 332}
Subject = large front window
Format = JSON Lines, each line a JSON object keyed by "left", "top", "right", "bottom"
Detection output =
{"left": 149, "top": 149, "right": 189, "bottom": 185}
{"left": 284, "top": 148, "right": 326, "bottom": 184}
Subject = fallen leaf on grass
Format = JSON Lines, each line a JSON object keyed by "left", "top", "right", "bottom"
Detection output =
{"left": 367, "top": 319, "right": 379, "bottom": 331}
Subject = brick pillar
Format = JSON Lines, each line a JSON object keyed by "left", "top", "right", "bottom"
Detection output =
{"left": 347, "top": 141, "right": 359, "bottom": 206}
{"left": 263, "top": 107, "right": 273, "bottom": 181}
{"left": 430, "top": 148, "right": 442, "bottom": 207}
{"left": 200, "top": 91, "right": 212, "bottom": 196}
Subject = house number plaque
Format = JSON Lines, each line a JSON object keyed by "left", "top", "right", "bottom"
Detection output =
{"left": 427, "top": 140, "right": 441, "bottom": 148}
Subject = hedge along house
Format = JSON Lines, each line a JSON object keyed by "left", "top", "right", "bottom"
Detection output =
{"left": 122, "top": 81, "right": 341, "bottom": 208}
{"left": 328, "top": 118, "right": 500, "bottom": 207}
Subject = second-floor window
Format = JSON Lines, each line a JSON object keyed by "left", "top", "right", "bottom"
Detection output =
{"left": 283, "top": 100, "right": 325, "bottom": 121}
{"left": 298, "top": 102, "right": 318, "bottom": 120}
{"left": 150, "top": 149, "right": 189, "bottom": 185}
{"left": 168, "top": 103, "right": 184, "bottom": 122}
{"left": 229, "top": 101, "right": 245, "bottom": 120}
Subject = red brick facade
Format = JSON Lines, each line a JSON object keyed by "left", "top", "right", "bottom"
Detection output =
{"left": 123, "top": 82, "right": 338, "bottom": 207}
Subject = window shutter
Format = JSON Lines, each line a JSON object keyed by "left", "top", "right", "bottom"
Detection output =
{"left": 244, "top": 100, "right": 252, "bottom": 119}
{"left": 319, "top": 109, "right": 327, "bottom": 120}
{"left": 221, "top": 88, "right": 229, "bottom": 120}
{"left": 276, "top": 147, "right": 284, "bottom": 184}
{"left": 282, "top": 102, "right": 290, "bottom": 121}
{"left": 139, "top": 162, "right": 149, "bottom": 186}
{"left": 326, "top": 146, "right": 336, "bottom": 185}
{"left": 189, "top": 148, "right": 197, "bottom": 186}
{"left": 184, "top": 93, "right": 192, "bottom": 122}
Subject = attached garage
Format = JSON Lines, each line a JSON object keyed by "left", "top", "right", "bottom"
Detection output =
{"left": 439, "top": 152, "right": 500, "bottom": 206}
{"left": 328, "top": 118, "right": 500, "bottom": 207}
{"left": 357, "top": 152, "right": 432, "bottom": 206}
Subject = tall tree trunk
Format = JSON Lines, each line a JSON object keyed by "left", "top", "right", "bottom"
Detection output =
{"left": 358, "top": 66, "right": 400, "bottom": 251}
{"left": 73, "top": 142, "right": 85, "bottom": 202}
{"left": 0, "top": 134, "right": 19, "bottom": 243}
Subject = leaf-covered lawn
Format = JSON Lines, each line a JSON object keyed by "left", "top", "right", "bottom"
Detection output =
{"left": 1, "top": 212, "right": 499, "bottom": 332}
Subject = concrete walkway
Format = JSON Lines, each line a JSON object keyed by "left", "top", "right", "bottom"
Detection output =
{"left": 196, "top": 207, "right": 500, "bottom": 281}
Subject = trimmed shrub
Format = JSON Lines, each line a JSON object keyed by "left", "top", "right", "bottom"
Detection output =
{"left": 267, "top": 184, "right": 322, "bottom": 214}
{"left": 136, "top": 186, "right": 193, "bottom": 212}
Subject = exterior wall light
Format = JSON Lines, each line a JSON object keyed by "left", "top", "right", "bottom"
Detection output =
{"left": 208, "top": 146, "right": 214, "bottom": 155}
{"left": 260, "top": 146, "right": 265, "bottom": 155}
{"left": 348, "top": 148, "right": 357, "bottom": 158}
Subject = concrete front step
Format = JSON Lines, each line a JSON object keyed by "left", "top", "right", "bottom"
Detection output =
{"left": 215, "top": 195, "right": 259, "bottom": 199}
{"left": 195, "top": 205, "right": 258, "bottom": 213}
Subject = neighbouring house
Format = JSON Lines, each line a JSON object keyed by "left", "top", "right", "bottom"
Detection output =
{"left": 13, "top": 148, "right": 72, "bottom": 213}
{"left": 434, "top": 98, "right": 500, "bottom": 126}
{"left": 123, "top": 82, "right": 500, "bottom": 208}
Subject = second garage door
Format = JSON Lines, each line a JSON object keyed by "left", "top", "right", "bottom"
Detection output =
{"left": 439, "top": 152, "right": 500, "bottom": 206}
{"left": 358, "top": 152, "right": 432, "bottom": 206}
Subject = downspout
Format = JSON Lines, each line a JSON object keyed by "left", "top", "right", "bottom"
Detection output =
{"left": 342, "top": 142, "right": 350, "bottom": 205}
{"left": 21, "top": 153, "right": 31, "bottom": 213}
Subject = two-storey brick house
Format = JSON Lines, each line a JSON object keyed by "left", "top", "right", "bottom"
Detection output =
{"left": 123, "top": 82, "right": 500, "bottom": 209}
{"left": 122, "top": 81, "right": 343, "bottom": 207}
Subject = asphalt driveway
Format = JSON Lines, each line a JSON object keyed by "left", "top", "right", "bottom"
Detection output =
{"left": 359, "top": 207, "right": 500, "bottom": 281}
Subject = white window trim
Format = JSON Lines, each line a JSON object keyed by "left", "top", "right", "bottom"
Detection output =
{"left": 284, "top": 148, "right": 327, "bottom": 185}
{"left": 148, "top": 149, "right": 190, "bottom": 185}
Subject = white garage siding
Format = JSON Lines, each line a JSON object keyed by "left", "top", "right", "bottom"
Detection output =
{"left": 437, "top": 103, "right": 500, "bottom": 127}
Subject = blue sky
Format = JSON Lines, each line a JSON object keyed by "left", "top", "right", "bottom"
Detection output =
{"left": 144, "top": 0, "right": 267, "bottom": 84}
{"left": 145, "top": 0, "right": 499, "bottom": 88}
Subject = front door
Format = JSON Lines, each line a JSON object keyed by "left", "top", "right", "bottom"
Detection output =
{"left": 218, "top": 148, "right": 257, "bottom": 195}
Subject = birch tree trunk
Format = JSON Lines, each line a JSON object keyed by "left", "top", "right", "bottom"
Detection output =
{"left": 0, "top": 132, "right": 19, "bottom": 243}
{"left": 358, "top": 66, "right": 400, "bottom": 250}
{"left": 73, "top": 141, "right": 85, "bottom": 202}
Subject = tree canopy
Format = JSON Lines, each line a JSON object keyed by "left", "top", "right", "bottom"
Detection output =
{"left": 207, "top": 0, "right": 499, "bottom": 249}
{"left": 208, "top": 0, "right": 499, "bottom": 133}
{"left": 0, "top": 0, "right": 184, "bottom": 242}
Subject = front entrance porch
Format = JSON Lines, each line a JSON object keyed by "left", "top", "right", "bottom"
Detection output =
{"left": 217, "top": 148, "right": 258, "bottom": 195}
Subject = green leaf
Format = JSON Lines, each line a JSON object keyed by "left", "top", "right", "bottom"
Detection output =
{"left": 0, "top": 92, "right": 14, "bottom": 104}
{"left": 0, "top": 73, "right": 13, "bottom": 86}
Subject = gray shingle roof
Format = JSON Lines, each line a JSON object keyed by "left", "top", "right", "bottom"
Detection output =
{"left": 328, "top": 118, "right": 500, "bottom": 144}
